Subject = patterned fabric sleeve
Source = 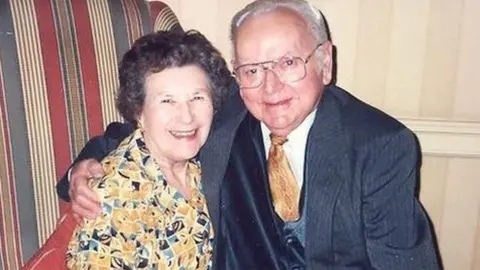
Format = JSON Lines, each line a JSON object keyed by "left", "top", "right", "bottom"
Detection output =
{"left": 66, "top": 154, "right": 150, "bottom": 269}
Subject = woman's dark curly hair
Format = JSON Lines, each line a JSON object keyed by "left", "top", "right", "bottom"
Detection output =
{"left": 116, "top": 30, "right": 232, "bottom": 124}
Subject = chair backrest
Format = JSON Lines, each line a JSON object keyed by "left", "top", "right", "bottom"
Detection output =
{"left": 21, "top": 213, "right": 77, "bottom": 270}
{"left": 0, "top": 0, "right": 182, "bottom": 268}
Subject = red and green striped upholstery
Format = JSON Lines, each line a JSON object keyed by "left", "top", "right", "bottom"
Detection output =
{"left": 0, "top": 0, "right": 181, "bottom": 268}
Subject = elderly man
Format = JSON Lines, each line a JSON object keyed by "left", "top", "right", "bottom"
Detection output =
{"left": 57, "top": 0, "right": 439, "bottom": 269}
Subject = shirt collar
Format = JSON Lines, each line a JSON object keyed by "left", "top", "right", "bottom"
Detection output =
{"left": 261, "top": 109, "right": 317, "bottom": 145}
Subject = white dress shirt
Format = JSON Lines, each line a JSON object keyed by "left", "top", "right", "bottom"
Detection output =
{"left": 261, "top": 110, "right": 316, "bottom": 188}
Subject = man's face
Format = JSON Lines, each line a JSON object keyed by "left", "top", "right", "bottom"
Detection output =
{"left": 234, "top": 9, "right": 332, "bottom": 137}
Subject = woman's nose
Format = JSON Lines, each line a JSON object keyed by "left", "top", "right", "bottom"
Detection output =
{"left": 177, "top": 102, "right": 194, "bottom": 124}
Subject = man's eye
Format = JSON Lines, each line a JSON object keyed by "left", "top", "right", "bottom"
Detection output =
{"left": 244, "top": 67, "right": 258, "bottom": 76}
{"left": 283, "top": 59, "right": 295, "bottom": 66}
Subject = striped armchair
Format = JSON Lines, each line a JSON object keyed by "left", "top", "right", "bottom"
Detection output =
{"left": 0, "top": 0, "right": 182, "bottom": 268}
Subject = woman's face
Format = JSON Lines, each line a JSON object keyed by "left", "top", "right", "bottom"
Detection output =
{"left": 138, "top": 65, "right": 214, "bottom": 164}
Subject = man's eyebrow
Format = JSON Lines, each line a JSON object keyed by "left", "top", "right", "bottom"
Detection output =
{"left": 239, "top": 53, "right": 298, "bottom": 66}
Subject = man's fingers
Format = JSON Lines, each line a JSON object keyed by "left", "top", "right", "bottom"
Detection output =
{"left": 76, "top": 183, "right": 100, "bottom": 204}
{"left": 71, "top": 159, "right": 95, "bottom": 178}
{"left": 71, "top": 205, "right": 96, "bottom": 221}
{"left": 68, "top": 158, "right": 103, "bottom": 220}
{"left": 85, "top": 159, "right": 104, "bottom": 178}
{"left": 72, "top": 198, "right": 100, "bottom": 220}
{"left": 70, "top": 158, "right": 104, "bottom": 182}
{"left": 74, "top": 195, "right": 100, "bottom": 217}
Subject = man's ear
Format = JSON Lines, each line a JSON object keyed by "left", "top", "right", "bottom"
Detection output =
{"left": 231, "top": 58, "right": 243, "bottom": 92}
{"left": 321, "top": 41, "right": 333, "bottom": 85}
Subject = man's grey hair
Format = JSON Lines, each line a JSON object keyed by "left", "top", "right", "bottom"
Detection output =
{"left": 230, "top": 0, "right": 329, "bottom": 53}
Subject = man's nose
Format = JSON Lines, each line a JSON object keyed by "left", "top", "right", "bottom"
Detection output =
{"left": 263, "top": 68, "right": 284, "bottom": 94}
{"left": 177, "top": 102, "right": 194, "bottom": 123}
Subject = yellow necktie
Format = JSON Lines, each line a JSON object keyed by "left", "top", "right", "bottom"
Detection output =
{"left": 267, "top": 134, "right": 300, "bottom": 222}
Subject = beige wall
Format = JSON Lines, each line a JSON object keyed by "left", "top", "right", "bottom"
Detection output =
{"left": 160, "top": 0, "right": 480, "bottom": 269}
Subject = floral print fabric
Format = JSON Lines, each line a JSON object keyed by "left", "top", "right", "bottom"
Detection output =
{"left": 66, "top": 129, "right": 213, "bottom": 269}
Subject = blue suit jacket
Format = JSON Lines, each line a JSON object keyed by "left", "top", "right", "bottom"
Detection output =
{"left": 57, "top": 85, "right": 440, "bottom": 269}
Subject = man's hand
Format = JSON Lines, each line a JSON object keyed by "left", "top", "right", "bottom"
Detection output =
{"left": 69, "top": 159, "right": 103, "bottom": 223}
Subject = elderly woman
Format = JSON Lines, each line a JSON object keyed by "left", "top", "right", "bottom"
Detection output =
{"left": 66, "top": 30, "right": 231, "bottom": 269}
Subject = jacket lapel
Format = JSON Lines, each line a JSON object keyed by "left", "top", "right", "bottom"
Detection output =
{"left": 200, "top": 91, "right": 247, "bottom": 231}
{"left": 304, "top": 87, "right": 350, "bottom": 265}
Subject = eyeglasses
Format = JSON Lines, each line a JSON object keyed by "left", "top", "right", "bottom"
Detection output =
{"left": 233, "top": 42, "right": 324, "bottom": 89}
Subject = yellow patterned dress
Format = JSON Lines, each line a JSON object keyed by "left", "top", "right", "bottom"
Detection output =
{"left": 66, "top": 129, "right": 213, "bottom": 269}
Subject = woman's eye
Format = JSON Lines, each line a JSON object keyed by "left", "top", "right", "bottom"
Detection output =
{"left": 192, "top": 96, "right": 205, "bottom": 101}
{"left": 160, "top": 99, "right": 173, "bottom": 104}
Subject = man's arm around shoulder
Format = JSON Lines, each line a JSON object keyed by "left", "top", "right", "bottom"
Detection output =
{"left": 56, "top": 122, "right": 134, "bottom": 202}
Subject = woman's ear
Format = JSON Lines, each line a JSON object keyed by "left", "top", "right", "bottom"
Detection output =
{"left": 136, "top": 113, "right": 145, "bottom": 131}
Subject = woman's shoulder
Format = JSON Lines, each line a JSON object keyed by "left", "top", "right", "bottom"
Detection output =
{"left": 90, "top": 132, "right": 152, "bottom": 199}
